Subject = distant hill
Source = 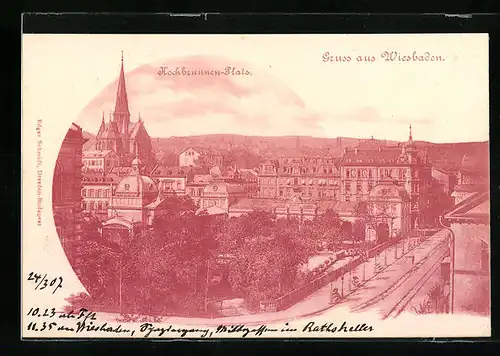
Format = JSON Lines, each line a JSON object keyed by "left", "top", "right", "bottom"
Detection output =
{"left": 82, "top": 131, "right": 489, "bottom": 171}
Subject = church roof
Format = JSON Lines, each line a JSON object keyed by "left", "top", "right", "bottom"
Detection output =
{"left": 114, "top": 54, "right": 130, "bottom": 114}
{"left": 127, "top": 122, "right": 143, "bottom": 139}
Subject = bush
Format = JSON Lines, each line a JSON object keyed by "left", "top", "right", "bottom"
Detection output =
{"left": 63, "top": 292, "right": 93, "bottom": 314}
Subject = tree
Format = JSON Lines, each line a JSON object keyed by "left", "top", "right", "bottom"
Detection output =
{"left": 307, "top": 209, "right": 343, "bottom": 250}
{"left": 418, "top": 182, "right": 454, "bottom": 227}
{"left": 72, "top": 195, "right": 219, "bottom": 316}
{"left": 225, "top": 214, "right": 314, "bottom": 310}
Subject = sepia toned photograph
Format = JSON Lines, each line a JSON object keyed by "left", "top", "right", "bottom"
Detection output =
{"left": 22, "top": 33, "right": 490, "bottom": 338}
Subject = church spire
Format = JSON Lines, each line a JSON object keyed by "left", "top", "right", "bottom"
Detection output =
{"left": 409, "top": 124, "right": 413, "bottom": 141}
{"left": 113, "top": 51, "right": 130, "bottom": 132}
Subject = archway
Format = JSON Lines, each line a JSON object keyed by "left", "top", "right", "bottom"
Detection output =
{"left": 341, "top": 221, "right": 353, "bottom": 240}
{"left": 376, "top": 223, "right": 390, "bottom": 244}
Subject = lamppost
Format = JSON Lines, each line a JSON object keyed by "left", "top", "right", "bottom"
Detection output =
{"left": 204, "top": 259, "right": 210, "bottom": 313}
{"left": 341, "top": 272, "right": 344, "bottom": 297}
{"left": 439, "top": 216, "right": 455, "bottom": 314}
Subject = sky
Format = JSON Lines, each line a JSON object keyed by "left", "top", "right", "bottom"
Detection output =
{"left": 22, "top": 34, "right": 489, "bottom": 143}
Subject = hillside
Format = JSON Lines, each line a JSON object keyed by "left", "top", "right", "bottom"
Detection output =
{"left": 82, "top": 131, "right": 489, "bottom": 171}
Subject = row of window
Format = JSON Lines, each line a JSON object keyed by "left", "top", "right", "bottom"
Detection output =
{"left": 82, "top": 188, "right": 112, "bottom": 198}
{"left": 344, "top": 168, "right": 415, "bottom": 179}
{"left": 260, "top": 187, "right": 340, "bottom": 199}
{"left": 202, "top": 199, "right": 226, "bottom": 208}
{"left": 280, "top": 166, "right": 337, "bottom": 175}
{"left": 161, "top": 181, "right": 183, "bottom": 190}
{"left": 82, "top": 200, "right": 108, "bottom": 211}
{"left": 83, "top": 159, "right": 104, "bottom": 167}
{"left": 187, "top": 188, "right": 204, "bottom": 196}
{"left": 344, "top": 181, "right": 374, "bottom": 193}
{"left": 260, "top": 177, "right": 339, "bottom": 186}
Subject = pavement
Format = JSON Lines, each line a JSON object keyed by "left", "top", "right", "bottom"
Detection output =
{"left": 97, "top": 230, "right": 451, "bottom": 326}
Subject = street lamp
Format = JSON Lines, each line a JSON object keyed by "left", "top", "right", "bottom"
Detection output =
{"left": 439, "top": 216, "right": 455, "bottom": 314}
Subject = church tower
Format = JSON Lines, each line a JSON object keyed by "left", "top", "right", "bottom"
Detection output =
{"left": 113, "top": 51, "right": 131, "bottom": 153}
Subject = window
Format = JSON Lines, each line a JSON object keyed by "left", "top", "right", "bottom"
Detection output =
{"left": 346, "top": 169, "right": 350, "bottom": 178}
{"left": 357, "top": 181, "right": 362, "bottom": 193}
{"left": 124, "top": 184, "right": 130, "bottom": 191}
{"left": 369, "top": 169, "right": 372, "bottom": 178}
{"left": 82, "top": 189, "right": 87, "bottom": 197}
{"left": 89, "top": 189, "right": 94, "bottom": 198}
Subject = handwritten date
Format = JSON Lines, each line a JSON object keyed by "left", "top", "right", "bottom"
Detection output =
{"left": 27, "top": 272, "right": 63, "bottom": 294}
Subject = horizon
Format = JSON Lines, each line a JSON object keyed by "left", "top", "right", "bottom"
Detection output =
{"left": 81, "top": 128, "right": 489, "bottom": 145}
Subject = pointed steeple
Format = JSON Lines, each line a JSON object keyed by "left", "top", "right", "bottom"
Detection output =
{"left": 113, "top": 51, "right": 130, "bottom": 133}
{"left": 98, "top": 111, "right": 105, "bottom": 132}
{"left": 407, "top": 124, "right": 415, "bottom": 148}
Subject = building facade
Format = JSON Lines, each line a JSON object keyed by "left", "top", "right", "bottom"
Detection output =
{"left": 197, "top": 181, "right": 246, "bottom": 215}
{"left": 339, "top": 127, "right": 432, "bottom": 227}
{"left": 442, "top": 190, "right": 490, "bottom": 315}
{"left": 365, "top": 182, "right": 412, "bottom": 242}
{"left": 257, "top": 155, "right": 341, "bottom": 201}
{"left": 179, "top": 148, "right": 201, "bottom": 167}
{"left": 52, "top": 123, "right": 87, "bottom": 268}
{"left": 82, "top": 150, "right": 120, "bottom": 175}
{"left": 150, "top": 165, "right": 194, "bottom": 196}
{"left": 81, "top": 173, "right": 119, "bottom": 218}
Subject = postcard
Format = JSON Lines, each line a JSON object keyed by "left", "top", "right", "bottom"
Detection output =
{"left": 21, "top": 33, "right": 490, "bottom": 338}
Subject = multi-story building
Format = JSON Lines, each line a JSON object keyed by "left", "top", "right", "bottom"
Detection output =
{"left": 179, "top": 148, "right": 201, "bottom": 167}
{"left": 452, "top": 152, "right": 489, "bottom": 205}
{"left": 257, "top": 154, "right": 341, "bottom": 201}
{"left": 197, "top": 181, "right": 246, "bottom": 215}
{"left": 186, "top": 174, "right": 214, "bottom": 207}
{"left": 150, "top": 165, "right": 194, "bottom": 196}
{"left": 442, "top": 190, "right": 490, "bottom": 315}
{"left": 82, "top": 150, "right": 120, "bottom": 175}
{"left": 432, "top": 165, "right": 457, "bottom": 195}
{"left": 81, "top": 172, "right": 119, "bottom": 218}
{"left": 179, "top": 147, "right": 233, "bottom": 170}
{"left": 339, "top": 127, "right": 432, "bottom": 227}
{"left": 52, "top": 123, "right": 87, "bottom": 268}
{"left": 103, "top": 158, "right": 166, "bottom": 234}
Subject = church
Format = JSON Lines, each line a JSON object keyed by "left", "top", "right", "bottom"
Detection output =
{"left": 94, "top": 53, "right": 154, "bottom": 167}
